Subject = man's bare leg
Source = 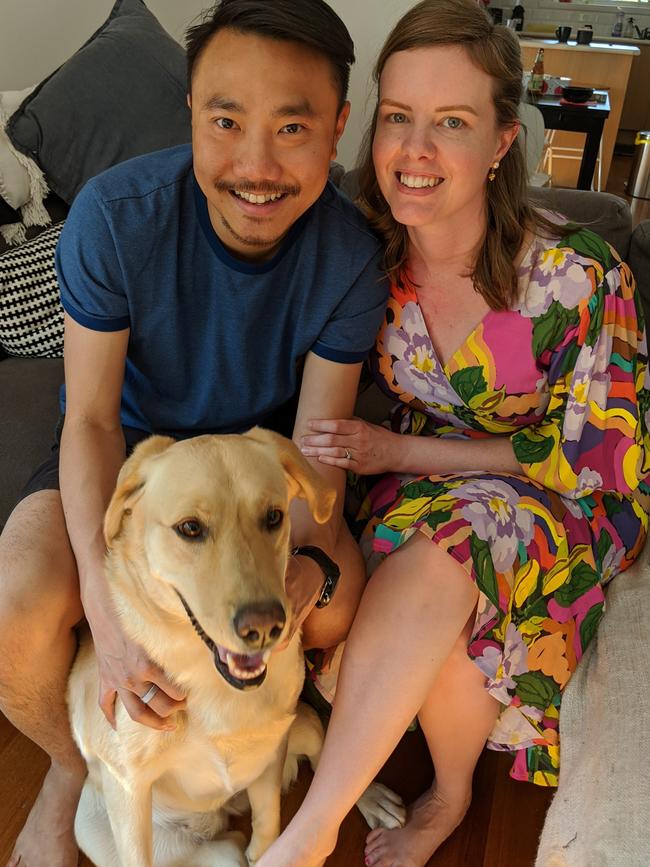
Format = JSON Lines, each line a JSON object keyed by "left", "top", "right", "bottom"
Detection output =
{"left": 0, "top": 492, "right": 86, "bottom": 867}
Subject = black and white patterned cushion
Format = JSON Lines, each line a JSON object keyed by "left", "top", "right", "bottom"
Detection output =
{"left": 0, "top": 222, "right": 64, "bottom": 357}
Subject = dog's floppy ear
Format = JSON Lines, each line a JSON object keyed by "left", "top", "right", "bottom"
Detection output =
{"left": 245, "top": 427, "right": 336, "bottom": 524}
{"left": 104, "top": 435, "right": 176, "bottom": 546}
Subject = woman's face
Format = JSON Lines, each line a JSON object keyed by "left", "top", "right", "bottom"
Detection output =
{"left": 372, "top": 44, "right": 518, "bottom": 235}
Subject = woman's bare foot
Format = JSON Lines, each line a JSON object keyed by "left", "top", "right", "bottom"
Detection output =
{"left": 363, "top": 783, "right": 471, "bottom": 867}
{"left": 7, "top": 760, "right": 86, "bottom": 867}
{"left": 254, "top": 817, "right": 337, "bottom": 867}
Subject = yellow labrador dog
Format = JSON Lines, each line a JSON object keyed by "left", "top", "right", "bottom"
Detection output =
{"left": 68, "top": 428, "right": 404, "bottom": 867}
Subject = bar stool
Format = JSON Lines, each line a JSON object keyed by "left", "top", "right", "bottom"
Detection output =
{"left": 542, "top": 128, "right": 603, "bottom": 191}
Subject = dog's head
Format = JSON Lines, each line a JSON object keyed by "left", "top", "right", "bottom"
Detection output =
{"left": 104, "top": 427, "right": 335, "bottom": 691}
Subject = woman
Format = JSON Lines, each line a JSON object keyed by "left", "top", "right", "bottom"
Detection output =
{"left": 258, "top": 1, "right": 650, "bottom": 865}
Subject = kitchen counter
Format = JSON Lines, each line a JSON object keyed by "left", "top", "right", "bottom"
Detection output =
{"left": 519, "top": 39, "right": 637, "bottom": 187}
{"left": 521, "top": 30, "right": 649, "bottom": 49}
{"left": 519, "top": 36, "right": 640, "bottom": 56}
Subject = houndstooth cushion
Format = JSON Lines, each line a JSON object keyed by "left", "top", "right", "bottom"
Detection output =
{"left": 0, "top": 222, "right": 64, "bottom": 356}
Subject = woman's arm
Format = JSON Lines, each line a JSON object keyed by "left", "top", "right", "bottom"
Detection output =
{"left": 301, "top": 417, "right": 523, "bottom": 477}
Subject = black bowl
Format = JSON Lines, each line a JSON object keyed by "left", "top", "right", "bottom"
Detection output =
{"left": 561, "top": 86, "right": 594, "bottom": 103}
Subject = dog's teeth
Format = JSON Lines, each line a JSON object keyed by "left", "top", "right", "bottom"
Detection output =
{"left": 262, "top": 650, "right": 271, "bottom": 664}
{"left": 225, "top": 652, "right": 266, "bottom": 680}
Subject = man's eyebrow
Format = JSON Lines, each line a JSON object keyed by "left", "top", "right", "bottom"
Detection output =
{"left": 379, "top": 98, "right": 479, "bottom": 116}
{"left": 201, "top": 97, "right": 317, "bottom": 117}
{"left": 271, "top": 100, "right": 317, "bottom": 119}
{"left": 203, "top": 96, "right": 244, "bottom": 112}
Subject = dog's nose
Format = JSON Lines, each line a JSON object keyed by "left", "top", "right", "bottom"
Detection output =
{"left": 233, "top": 601, "right": 286, "bottom": 648}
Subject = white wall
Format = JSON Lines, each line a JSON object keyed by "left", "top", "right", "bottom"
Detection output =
{"left": 0, "top": 0, "right": 208, "bottom": 91}
{"left": 0, "top": 0, "right": 414, "bottom": 169}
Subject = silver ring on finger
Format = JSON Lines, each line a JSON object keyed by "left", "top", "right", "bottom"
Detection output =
{"left": 140, "top": 683, "right": 159, "bottom": 705}
{"left": 344, "top": 448, "right": 352, "bottom": 461}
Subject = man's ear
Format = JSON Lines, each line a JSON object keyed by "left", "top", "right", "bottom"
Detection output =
{"left": 331, "top": 101, "right": 351, "bottom": 160}
{"left": 104, "top": 435, "right": 176, "bottom": 547}
{"left": 187, "top": 93, "right": 192, "bottom": 110}
{"left": 245, "top": 427, "right": 336, "bottom": 524}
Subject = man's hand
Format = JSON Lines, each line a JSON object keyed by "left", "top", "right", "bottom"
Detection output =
{"left": 85, "top": 599, "right": 186, "bottom": 730}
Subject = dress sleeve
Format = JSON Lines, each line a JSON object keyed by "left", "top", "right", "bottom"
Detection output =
{"left": 511, "top": 235, "right": 650, "bottom": 498}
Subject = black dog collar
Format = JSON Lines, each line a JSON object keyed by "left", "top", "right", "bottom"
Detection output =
{"left": 291, "top": 545, "right": 341, "bottom": 608}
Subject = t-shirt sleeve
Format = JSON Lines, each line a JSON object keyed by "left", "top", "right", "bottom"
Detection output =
{"left": 311, "top": 249, "right": 388, "bottom": 364}
{"left": 56, "top": 182, "right": 130, "bottom": 332}
{"left": 511, "top": 237, "right": 650, "bottom": 499}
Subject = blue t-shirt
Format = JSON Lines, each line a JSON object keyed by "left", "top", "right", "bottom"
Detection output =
{"left": 56, "top": 145, "right": 387, "bottom": 438}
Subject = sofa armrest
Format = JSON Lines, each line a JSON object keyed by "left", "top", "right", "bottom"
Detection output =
{"left": 0, "top": 357, "right": 64, "bottom": 528}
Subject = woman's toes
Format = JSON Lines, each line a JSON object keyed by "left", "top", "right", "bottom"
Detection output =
{"left": 365, "top": 827, "right": 385, "bottom": 846}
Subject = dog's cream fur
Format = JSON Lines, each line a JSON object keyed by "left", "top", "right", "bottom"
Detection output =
{"left": 68, "top": 429, "right": 403, "bottom": 867}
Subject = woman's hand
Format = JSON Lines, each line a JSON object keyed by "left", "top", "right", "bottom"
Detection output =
{"left": 301, "top": 417, "right": 398, "bottom": 475}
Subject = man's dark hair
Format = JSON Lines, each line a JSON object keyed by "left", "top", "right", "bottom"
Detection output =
{"left": 186, "top": 0, "right": 355, "bottom": 110}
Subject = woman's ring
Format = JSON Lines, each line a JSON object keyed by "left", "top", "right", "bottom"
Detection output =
{"left": 140, "top": 683, "right": 159, "bottom": 705}
{"left": 345, "top": 448, "right": 352, "bottom": 461}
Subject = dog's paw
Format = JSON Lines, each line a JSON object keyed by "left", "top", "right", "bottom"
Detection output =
{"left": 356, "top": 782, "right": 406, "bottom": 830}
{"left": 245, "top": 837, "right": 272, "bottom": 866}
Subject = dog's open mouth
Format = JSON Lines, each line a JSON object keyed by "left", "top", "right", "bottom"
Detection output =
{"left": 214, "top": 645, "right": 271, "bottom": 691}
{"left": 175, "top": 590, "right": 271, "bottom": 691}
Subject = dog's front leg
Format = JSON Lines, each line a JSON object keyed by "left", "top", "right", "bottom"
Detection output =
{"left": 245, "top": 741, "right": 287, "bottom": 865}
{"left": 101, "top": 765, "right": 154, "bottom": 867}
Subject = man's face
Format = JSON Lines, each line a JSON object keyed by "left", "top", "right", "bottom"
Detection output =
{"left": 189, "top": 29, "right": 350, "bottom": 261}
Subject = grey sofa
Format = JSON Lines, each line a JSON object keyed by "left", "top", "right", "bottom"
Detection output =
{"left": 1, "top": 184, "right": 649, "bottom": 530}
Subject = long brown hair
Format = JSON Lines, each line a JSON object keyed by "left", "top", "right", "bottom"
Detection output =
{"left": 358, "top": 0, "right": 568, "bottom": 311}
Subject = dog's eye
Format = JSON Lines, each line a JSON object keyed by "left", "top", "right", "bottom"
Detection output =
{"left": 266, "top": 508, "right": 284, "bottom": 530}
{"left": 175, "top": 519, "right": 205, "bottom": 540}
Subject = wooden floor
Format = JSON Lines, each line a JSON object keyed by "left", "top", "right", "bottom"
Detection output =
{"left": 0, "top": 708, "right": 553, "bottom": 867}
{"left": 7, "top": 158, "right": 646, "bottom": 867}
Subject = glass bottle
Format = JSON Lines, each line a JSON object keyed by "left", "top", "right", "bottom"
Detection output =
{"left": 529, "top": 48, "right": 544, "bottom": 95}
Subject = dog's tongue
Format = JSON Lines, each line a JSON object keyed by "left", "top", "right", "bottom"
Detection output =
{"left": 230, "top": 651, "right": 265, "bottom": 671}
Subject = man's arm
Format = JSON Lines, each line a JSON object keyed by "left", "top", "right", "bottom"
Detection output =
{"left": 61, "top": 314, "right": 185, "bottom": 727}
{"left": 286, "top": 351, "right": 365, "bottom": 648}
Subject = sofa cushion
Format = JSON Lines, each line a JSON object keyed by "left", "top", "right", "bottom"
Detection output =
{"left": 0, "top": 222, "right": 64, "bottom": 356}
{"left": 6, "top": 0, "right": 191, "bottom": 204}
{"left": 628, "top": 220, "right": 650, "bottom": 327}
{"left": 0, "top": 356, "right": 64, "bottom": 528}
{"left": 528, "top": 187, "right": 633, "bottom": 259}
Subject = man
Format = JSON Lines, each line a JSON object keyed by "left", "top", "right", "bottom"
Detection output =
{"left": 0, "top": 2, "right": 387, "bottom": 865}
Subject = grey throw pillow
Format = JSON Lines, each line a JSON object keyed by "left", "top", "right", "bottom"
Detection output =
{"left": 7, "top": 0, "right": 191, "bottom": 204}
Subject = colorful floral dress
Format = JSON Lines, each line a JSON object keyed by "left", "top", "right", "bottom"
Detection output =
{"left": 356, "top": 227, "right": 650, "bottom": 786}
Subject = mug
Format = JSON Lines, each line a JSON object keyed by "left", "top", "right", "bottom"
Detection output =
{"left": 555, "top": 26, "right": 571, "bottom": 42}
{"left": 576, "top": 27, "right": 593, "bottom": 45}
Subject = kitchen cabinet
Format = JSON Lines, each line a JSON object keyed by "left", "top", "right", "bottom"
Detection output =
{"left": 619, "top": 44, "right": 650, "bottom": 147}
{"left": 520, "top": 39, "right": 638, "bottom": 188}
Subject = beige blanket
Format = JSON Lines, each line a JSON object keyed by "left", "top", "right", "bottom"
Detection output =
{"left": 535, "top": 546, "right": 650, "bottom": 867}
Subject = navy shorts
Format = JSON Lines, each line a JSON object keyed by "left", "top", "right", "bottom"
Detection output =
{"left": 18, "top": 416, "right": 150, "bottom": 505}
